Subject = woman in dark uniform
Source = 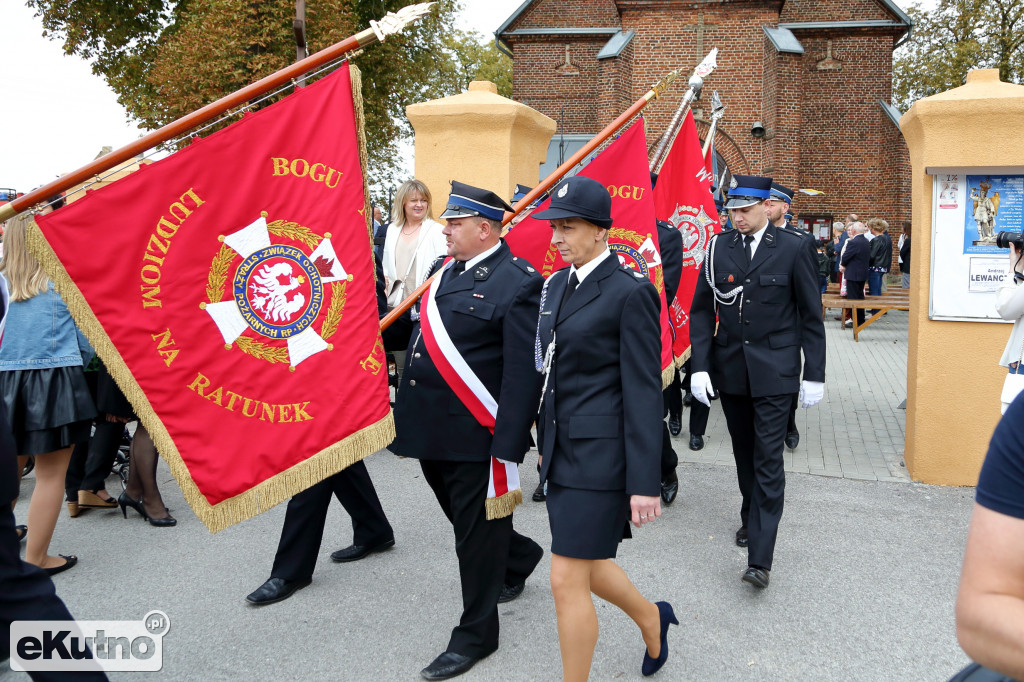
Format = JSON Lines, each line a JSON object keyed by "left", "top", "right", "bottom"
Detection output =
{"left": 534, "top": 177, "right": 677, "bottom": 680}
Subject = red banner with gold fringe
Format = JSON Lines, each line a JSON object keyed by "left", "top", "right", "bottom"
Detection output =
{"left": 653, "top": 110, "right": 722, "bottom": 364}
{"left": 506, "top": 121, "right": 675, "bottom": 386}
{"left": 31, "top": 63, "right": 392, "bottom": 532}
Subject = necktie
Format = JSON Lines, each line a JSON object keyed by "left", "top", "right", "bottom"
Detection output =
{"left": 444, "top": 259, "right": 465, "bottom": 285}
{"left": 562, "top": 271, "right": 579, "bottom": 307}
{"left": 743, "top": 235, "right": 754, "bottom": 266}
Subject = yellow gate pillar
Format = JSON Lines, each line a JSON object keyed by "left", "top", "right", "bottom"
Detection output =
{"left": 406, "top": 81, "right": 556, "bottom": 218}
{"left": 901, "top": 69, "right": 1024, "bottom": 485}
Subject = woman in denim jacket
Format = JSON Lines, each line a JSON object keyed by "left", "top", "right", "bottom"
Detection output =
{"left": 0, "top": 212, "right": 96, "bottom": 576}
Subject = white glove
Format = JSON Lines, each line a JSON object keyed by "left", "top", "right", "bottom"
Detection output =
{"left": 799, "top": 381, "right": 825, "bottom": 408}
{"left": 690, "top": 371, "right": 714, "bottom": 408}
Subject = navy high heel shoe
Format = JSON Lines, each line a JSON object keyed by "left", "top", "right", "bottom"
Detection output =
{"left": 641, "top": 601, "right": 678, "bottom": 676}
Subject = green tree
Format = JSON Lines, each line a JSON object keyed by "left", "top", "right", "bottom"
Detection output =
{"left": 442, "top": 29, "right": 512, "bottom": 97}
{"left": 26, "top": 0, "right": 476, "bottom": 186}
{"left": 893, "top": 0, "right": 1024, "bottom": 111}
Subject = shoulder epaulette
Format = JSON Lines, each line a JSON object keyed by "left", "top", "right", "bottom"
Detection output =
{"left": 509, "top": 255, "right": 540, "bottom": 276}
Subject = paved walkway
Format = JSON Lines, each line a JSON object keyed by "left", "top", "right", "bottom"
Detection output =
{"left": 7, "top": 307, "right": 981, "bottom": 681}
{"left": 677, "top": 308, "right": 910, "bottom": 482}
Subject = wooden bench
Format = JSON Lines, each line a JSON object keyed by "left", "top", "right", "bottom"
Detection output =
{"left": 820, "top": 286, "right": 909, "bottom": 341}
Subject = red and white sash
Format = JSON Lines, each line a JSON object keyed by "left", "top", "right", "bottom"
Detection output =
{"left": 419, "top": 258, "right": 522, "bottom": 519}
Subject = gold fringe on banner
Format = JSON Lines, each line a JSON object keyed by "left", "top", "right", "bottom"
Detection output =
{"left": 661, "top": 363, "right": 675, "bottom": 390}
{"left": 27, "top": 221, "right": 395, "bottom": 533}
{"left": 674, "top": 347, "right": 691, "bottom": 368}
{"left": 24, "top": 63, "right": 396, "bottom": 534}
{"left": 485, "top": 488, "right": 523, "bottom": 520}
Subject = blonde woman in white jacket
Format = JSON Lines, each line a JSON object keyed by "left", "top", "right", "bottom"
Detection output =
{"left": 381, "top": 179, "right": 447, "bottom": 351}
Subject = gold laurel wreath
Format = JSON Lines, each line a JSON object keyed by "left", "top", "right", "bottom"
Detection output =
{"left": 608, "top": 227, "right": 665, "bottom": 294}
{"left": 205, "top": 218, "right": 347, "bottom": 364}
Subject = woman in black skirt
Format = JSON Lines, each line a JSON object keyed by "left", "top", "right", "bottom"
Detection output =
{"left": 533, "top": 177, "right": 677, "bottom": 680}
{"left": 1, "top": 210, "right": 96, "bottom": 575}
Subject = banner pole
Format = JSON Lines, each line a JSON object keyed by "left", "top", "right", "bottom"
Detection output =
{"left": 0, "top": 2, "right": 436, "bottom": 223}
{"left": 379, "top": 65, "right": 686, "bottom": 331}
{"left": 649, "top": 48, "right": 719, "bottom": 174}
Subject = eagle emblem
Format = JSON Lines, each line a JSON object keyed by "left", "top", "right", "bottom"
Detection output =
{"left": 201, "top": 213, "right": 356, "bottom": 371}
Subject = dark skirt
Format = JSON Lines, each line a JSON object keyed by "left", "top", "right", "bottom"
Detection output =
{"left": 546, "top": 482, "right": 632, "bottom": 560}
{"left": 0, "top": 366, "right": 97, "bottom": 456}
{"left": 95, "top": 365, "right": 136, "bottom": 420}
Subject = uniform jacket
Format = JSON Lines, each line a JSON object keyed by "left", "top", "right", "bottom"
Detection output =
{"left": 657, "top": 220, "right": 683, "bottom": 306}
{"left": 536, "top": 255, "right": 663, "bottom": 496}
{"left": 689, "top": 223, "right": 826, "bottom": 398}
{"left": 390, "top": 241, "right": 543, "bottom": 464}
{"left": 841, "top": 234, "right": 870, "bottom": 281}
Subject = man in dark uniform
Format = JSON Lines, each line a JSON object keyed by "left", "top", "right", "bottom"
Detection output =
{"left": 246, "top": 251, "right": 396, "bottom": 606}
{"left": 689, "top": 175, "right": 826, "bottom": 589}
{"left": 767, "top": 182, "right": 812, "bottom": 452}
{"left": 651, "top": 173, "right": 684, "bottom": 505}
{"left": 391, "top": 181, "right": 544, "bottom": 681}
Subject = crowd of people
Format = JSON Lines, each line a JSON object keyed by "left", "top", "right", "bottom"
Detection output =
{"left": 9, "top": 172, "right": 1015, "bottom": 682}
{"left": 822, "top": 213, "right": 909, "bottom": 327}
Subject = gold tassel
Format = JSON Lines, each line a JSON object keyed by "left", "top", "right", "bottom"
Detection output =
{"left": 485, "top": 488, "right": 523, "bottom": 520}
{"left": 661, "top": 363, "right": 675, "bottom": 390}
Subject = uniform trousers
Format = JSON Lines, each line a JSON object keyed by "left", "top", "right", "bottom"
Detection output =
{"left": 661, "top": 370, "right": 682, "bottom": 476}
{"left": 0, "top": 503, "right": 108, "bottom": 681}
{"left": 718, "top": 391, "right": 793, "bottom": 571}
{"left": 846, "top": 280, "right": 866, "bottom": 325}
{"left": 689, "top": 398, "right": 710, "bottom": 436}
{"left": 271, "top": 460, "right": 393, "bottom": 583}
{"left": 420, "top": 459, "right": 542, "bottom": 659}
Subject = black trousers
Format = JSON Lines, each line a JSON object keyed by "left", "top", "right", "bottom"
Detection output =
{"left": 0, "top": 503, "right": 108, "bottom": 681}
{"left": 682, "top": 363, "right": 710, "bottom": 436}
{"left": 787, "top": 394, "right": 799, "bottom": 436}
{"left": 420, "top": 459, "right": 542, "bottom": 659}
{"left": 660, "top": 380, "right": 678, "bottom": 477}
{"left": 718, "top": 391, "right": 793, "bottom": 571}
{"left": 689, "top": 398, "right": 710, "bottom": 436}
{"left": 846, "top": 279, "right": 866, "bottom": 325}
{"left": 271, "top": 460, "right": 393, "bottom": 583}
{"left": 65, "top": 420, "right": 122, "bottom": 497}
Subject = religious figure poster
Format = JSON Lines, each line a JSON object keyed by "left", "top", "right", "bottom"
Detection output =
{"left": 962, "top": 175, "right": 1024, "bottom": 255}
{"left": 929, "top": 171, "right": 1024, "bottom": 321}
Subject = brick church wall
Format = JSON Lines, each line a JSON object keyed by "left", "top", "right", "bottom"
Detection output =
{"left": 501, "top": 0, "right": 912, "bottom": 243}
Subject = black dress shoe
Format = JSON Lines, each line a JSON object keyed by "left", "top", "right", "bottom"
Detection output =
{"left": 532, "top": 482, "right": 546, "bottom": 502}
{"left": 741, "top": 566, "right": 770, "bottom": 589}
{"left": 498, "top": 582, "right": 525, "bottom": 603}
{"left": 330, "top": 538, "right": 395, "bottom": 563}
{"left": 735, "top": 526, "right": 748, "bottom": 547}
{"left": 688, "top": 434, "right": 704, "bottom": 451}
{"left": 660, "top": 470, "right": 678, "bottom": 505}
{"left": 785, "top": 431, "right": 800, "bottom": 450}
{"left": 668, "top": 411, "right": 682, "bottom": 436}
{"left": 420, "top": 651, "right": 480, "bottom": 680}
{"left": 682, "top": 391, "right": 692, "bottom": 407}
{"left": 245, "top": 577, "right": 311, "bottom": 605}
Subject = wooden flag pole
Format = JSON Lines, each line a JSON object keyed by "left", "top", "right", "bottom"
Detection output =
{"left": 379, "top": 65, "right": 686, "bottom": 331}
{"left": 0, "top": 2, "right": 436, "bottom": 223}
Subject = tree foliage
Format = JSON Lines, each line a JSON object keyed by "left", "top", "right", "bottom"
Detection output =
{"left": 26, "top": 0, "right": 511, "bottom": 186}
{"left": 893, "top": 0, "right": 1024, "bottom": 111}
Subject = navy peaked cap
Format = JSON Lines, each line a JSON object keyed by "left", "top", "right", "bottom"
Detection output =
{"left": 531, "top": 176, "right": 613, "bottom": 229}
{"left": 770, "top": 182, "right": 795, "bottom": 204}
{"left": 440, "top": 181, "right": 512, "bottom": 222}
{"left": 725, "top": 174, "right": 772, "bottom": 209}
